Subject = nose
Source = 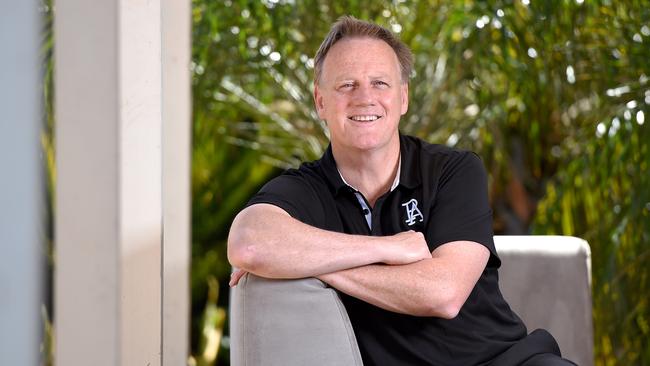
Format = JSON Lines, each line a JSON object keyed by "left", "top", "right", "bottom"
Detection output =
{"left": 352, "top": 84, "right": 375, "bottom": 106}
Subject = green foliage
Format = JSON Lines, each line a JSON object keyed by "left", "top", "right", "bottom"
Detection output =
{"left": 40, "top": 305, "right": 54, "bottom": 366}
{"left": 40, "top": 1, "right": 55, "bottom": 365}
{"left": 190, "top": 2, "right": 278, "bottom": 362}
{"left": 192, "top": 0, "right": 649, "bottom": 364}
{"left": 189, "top": 277, "right": 227, "bottom": 366}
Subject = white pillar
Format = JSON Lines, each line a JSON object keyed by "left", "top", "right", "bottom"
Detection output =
{"left": 55, "top": 0, "right": 189, "bottom": 364}
{"left": 0, "top": 1, "right": 43, "bottom": 365}
{"left": 118, "top": 1, "right": 163, "bottom": 363}
{"left": 161, "top": 0, "right": 191, "bottom": 364}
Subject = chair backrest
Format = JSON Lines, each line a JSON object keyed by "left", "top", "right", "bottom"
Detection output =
{"left": 494, "top": 235, "right": 594, "bottom": 366}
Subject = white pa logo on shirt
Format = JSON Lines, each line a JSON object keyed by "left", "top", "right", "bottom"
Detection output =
{"left": 401, "top": 198, "right": 424, "bottom": 226}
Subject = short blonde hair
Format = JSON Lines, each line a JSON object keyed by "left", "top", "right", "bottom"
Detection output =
{"left": 313, "top": 15, "right": 413, "bottom": 85}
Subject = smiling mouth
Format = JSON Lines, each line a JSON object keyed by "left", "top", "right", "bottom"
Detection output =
{"left": 348, "top": 115, "right": 382, "bottom": 122}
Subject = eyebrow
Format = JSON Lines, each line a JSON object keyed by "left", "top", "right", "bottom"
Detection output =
{"left": 333, "top": 74, "right": 393, "bottom": 83}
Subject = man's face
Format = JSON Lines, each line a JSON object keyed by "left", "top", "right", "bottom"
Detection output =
{"left": 314, "top": 37, "right": 408, "bottom": 153}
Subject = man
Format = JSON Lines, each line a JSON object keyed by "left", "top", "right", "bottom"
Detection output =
{"left": 228, "top": 16, "right": 574, "bottom": 366}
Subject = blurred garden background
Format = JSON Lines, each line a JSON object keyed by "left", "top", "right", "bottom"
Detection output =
{"left": 41, "top": 0, "right": 649, "bottom": 365}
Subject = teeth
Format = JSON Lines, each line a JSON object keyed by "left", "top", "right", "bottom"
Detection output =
{"left": 350, "top": 115, "right": 379, "bottom": 122}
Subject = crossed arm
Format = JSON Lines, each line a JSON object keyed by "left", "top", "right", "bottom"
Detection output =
{"left": 227, "top": 203, "right": 489, "bottom": 318}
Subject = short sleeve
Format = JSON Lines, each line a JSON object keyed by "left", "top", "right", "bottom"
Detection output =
{"left": 245, "top": 172, "right": 326, "bottom": 228}
{"left": 425, "top": 152, "right": 500, "bottom": 267}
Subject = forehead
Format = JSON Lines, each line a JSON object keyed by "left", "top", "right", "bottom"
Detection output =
{"left": 321, "top": 37, "right": 401, "bottom": 82}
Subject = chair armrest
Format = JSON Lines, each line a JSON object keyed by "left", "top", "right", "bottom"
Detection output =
{"left": 229, "top": 273, "right": 363, "bottom": 366}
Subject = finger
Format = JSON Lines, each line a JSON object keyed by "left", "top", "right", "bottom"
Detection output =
{"left": 229, "top": 270, "right": 240, "bottom": 287}
{"left": 229, "top": 269, "right": 247, "bottom": 287}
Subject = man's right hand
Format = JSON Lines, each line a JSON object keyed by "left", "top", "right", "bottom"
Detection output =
{"left": 380, "top": 230, "right": 432, "bottom": 265}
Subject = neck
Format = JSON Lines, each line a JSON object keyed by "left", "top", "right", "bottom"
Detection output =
{"left": 332, "top": 137, "right": 400, "bottom": 207}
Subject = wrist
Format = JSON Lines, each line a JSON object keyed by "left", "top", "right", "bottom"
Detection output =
{"left": 374, "top": 235, "right": 396, "bottom": 264}
{"left": 317, "top": 271, "right": 335, "bottom": 284}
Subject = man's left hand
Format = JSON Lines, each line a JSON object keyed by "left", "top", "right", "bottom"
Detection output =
{"left": 229, "top": 268, "right": 248, "bottom": 287}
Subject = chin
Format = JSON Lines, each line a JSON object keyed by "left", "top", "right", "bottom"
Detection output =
{"left": 347, "top": 136, "right": 389, "bottom": 152}
{"left": 331, "top": 129, "right": 398, "bottom": 153}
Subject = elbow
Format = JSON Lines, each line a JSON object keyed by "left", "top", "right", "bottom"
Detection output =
{"left": 227, "top": 242, "right": 258, "bottom": 272}
{"left": 227, "top": 227, "right": 260, "bottom": 272}
{"left": 417, "top": 304, "right": 460, "bottom": 320}
{"left": 419, "top": 290, "right": 464, "bottom": 319}
{"left": 436, "top": 301, "right": 462, "bottom": 320}
{"left": 439, "top": 289, "right": 466, "bottom": 319}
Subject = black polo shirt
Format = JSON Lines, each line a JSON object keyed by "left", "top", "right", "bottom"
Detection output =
{"left": 246, "top": 134, "right": 553, "bottom": 365}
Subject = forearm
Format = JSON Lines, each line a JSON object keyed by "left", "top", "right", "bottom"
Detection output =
{"left": 319, "top": 241, "right": 489, "bottom": 318}
{"left": 227, "top": 204, "right": 429, "bottom": 279}
{"left": 318, "top": 260, "right": 456, "bottom": 317}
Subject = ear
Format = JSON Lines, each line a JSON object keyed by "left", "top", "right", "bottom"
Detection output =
{"left": 313, "top": 83, "right": 326, "bottom": 120}
{"left": 400, "top": 83, "right": 409, "bottom": 115}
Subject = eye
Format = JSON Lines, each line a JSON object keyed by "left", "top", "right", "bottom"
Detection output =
{"left": 372, "top": 80, "right": 389, "bottom": 88}
{"left": 339, "top": 82, "right": 355, "bottom": 90}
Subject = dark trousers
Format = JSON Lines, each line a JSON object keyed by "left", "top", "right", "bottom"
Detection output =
{"left": 490, "top": 329, "right": 578, "bottom": 366}
{"left": 521, "top": 353, "right": 577, "bottom": 366}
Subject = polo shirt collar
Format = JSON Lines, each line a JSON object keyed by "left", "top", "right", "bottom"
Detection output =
{"left": 337, "top": 159, "right": 401, "bottom": 193}
{"left": 398, "top": 133, "right": 422, "bottom": 189}
{"left": 320, "top": 146, "right": 348, "bottom": 196}
{"left": 319, "top": 132, "right": 422, "bottom": 196}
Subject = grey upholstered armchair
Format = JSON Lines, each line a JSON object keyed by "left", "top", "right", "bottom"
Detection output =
{"left": 230, "top": 236, "right": 593, "bottom": 366}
